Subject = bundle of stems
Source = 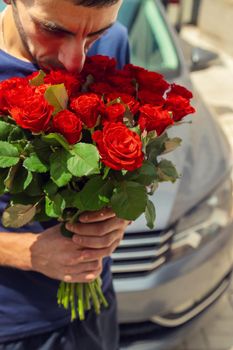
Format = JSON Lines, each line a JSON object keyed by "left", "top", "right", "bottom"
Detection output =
{"left": 57, "top": 277, "right": 109, "bottom": 320}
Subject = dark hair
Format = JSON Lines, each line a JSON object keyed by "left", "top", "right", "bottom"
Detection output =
{"left": 71, "top": 0, "right": 120, "bottom": 7}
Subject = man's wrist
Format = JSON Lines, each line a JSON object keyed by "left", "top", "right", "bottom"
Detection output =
{"left": 0, "top": 232, "right": 38, "bottom": 271}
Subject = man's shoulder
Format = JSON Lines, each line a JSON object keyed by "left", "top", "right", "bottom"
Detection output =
{"left": 104, "top": 21, "right": 128, "bottom": 40}
{"left": 88, "top": 20, "right": 130, "bottom": 67}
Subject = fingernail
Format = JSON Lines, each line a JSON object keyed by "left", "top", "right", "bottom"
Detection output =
{"left": 64, "top": 275, "right": 72, "bottom": 282}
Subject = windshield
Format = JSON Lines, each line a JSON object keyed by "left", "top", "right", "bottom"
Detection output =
{"left": 118, "top": 0, "right": 180, "bottom": 78}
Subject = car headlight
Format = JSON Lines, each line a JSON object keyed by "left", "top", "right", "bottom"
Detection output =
{"left": 171, "top": 174, "right": 233, "bottom": 260}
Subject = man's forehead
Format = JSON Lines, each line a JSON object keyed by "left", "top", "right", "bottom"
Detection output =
{"left": 30, "top": 0, "right": 121, "bottom": 8}
{"left": 26, "top": 0, "right": 122, "bottom": 35}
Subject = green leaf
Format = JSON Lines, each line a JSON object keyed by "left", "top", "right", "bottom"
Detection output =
{"left": 32, "top": 138, "right": 52, "bottom": 165}
{"left": 129, "top": 125, "right": 141, "bottom": 136}
{"left": 22, "top": 171, "right": 37, "bottom": 190}
{"left": 146, "top": 133, "right": 169, "bottom": 164}
{"left": 145, "top": 199, "right": 156, "bottom": 229}
{"left": 8, "top": 126, "right": 27, "bottom": 141}
{"left": 102, "top": 166, "right": 110, "bottom": 180}
{"left": 4, "top": 164, "right": 20, "bottom": 191}
{"left": 60, "top": 189, "right": 78, "bottom": 208}
{"left": 42, "top": 133, "right": 70, "bottom": 151}
{"left": 67, "top": 143, "right": 100, "bottom": 177}
{"left": 0, "top": 141, "right": 20, "bottom": 168}
{"left": 45, "top": 193, "right": 66, "bottom": 218}
{"left": 124, "top": 160, "right": 156, "bottom": 186}
{"left": 50, "top": 149, "right": 72, "bottom": 187}
{"left": 4, "top": 163, "right": 33, "bottom": 193}
{"left": 11, "top": 193, "right": 41, "bottom": 205}
{"left": 74, "top": 177, "right": 114, "bottom": 211}
{"left": 111, "top": 181, "right": 147, "bottom": 221}
{"left": 163, "top": 137, "right": 182, "bottom": 154}
{"left": 10, "top": 140, "right": 27, "bottom": 154}
{"left": 156, "top": 159, "right": 179, "bottom": 183}
{"left": 0, "top": 168, "right": 10, "bottom": 194}
{"left": 29, "top": 70, "right": 46, "bottom": 86}
{"left": 44, "top": 84, "right": 68, "bottom": 115}
{"left": 141, "top": 130, "right": 157, "bottom": 149}
{"left": 44, "top": 180, "right": 58, "bottom": 196}
{"left": 98, "top": 195, "right": 110, "bottom": 204}
{"left": 24, "top": 173, "right": 43, "bottom": 196}
{"left": 0, "top": 120, "right": 15, "bottom": 141}
{"left": 2, "top": 204, "right": 36, "bottom": 228}
{"left": 147, "top": 180, "right": 159, "bottom": 195}
{"left": 34, "top": 203, "right": 51, "bottom": 223}
{"left": 23, "top": 153, "right": 49, "bottom": 173}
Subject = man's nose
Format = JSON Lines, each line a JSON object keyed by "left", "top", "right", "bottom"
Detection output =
{"left": 58, "top": 38, "right": 87, "bottom": 73}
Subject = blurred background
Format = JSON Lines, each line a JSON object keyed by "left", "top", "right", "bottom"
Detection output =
{"left": 166, "top": 2, "right": 233, "bottom": 348}
{"left": 0, "top": 1, "right": 233, "bottom": 349}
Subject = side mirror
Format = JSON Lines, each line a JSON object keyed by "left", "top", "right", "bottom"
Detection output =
{"left": 190, "top": 47, "right": 219, "bottom": 72}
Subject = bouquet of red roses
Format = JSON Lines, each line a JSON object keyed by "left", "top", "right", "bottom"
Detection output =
{"left": 0, "top": 55, "right": 195, "bottom": 320}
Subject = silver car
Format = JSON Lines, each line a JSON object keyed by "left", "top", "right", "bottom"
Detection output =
{"left": 112, "top": 1, "right": 233, "bottom": 349}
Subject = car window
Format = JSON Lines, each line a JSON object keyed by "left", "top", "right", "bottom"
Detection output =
{"left": 118, "top": 0, "right": 180, "bottom": 78}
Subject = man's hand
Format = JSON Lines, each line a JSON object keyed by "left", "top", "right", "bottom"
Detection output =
{"left": 29, "top": 208, "right": 129, "bottom": 283}
{"left": 30, "top": 225, "right": 103, "bottom": 283}
{"left": 66, "top": 208, "right": 129, "bottom": 261}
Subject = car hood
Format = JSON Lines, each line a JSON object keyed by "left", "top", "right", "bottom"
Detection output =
{"left": 127, "top": 83, "right": 232, "bottom": 232}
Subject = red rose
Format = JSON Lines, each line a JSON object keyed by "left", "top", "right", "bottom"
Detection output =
{"left": 70, "top": 93, "right": 103, "bottom": 128}
{"left": 139, "top": 105, "right": 173, "bottom": 135}
{"left": 82, "top": 55, "right": 116, "bottom": 80}
{"left": 167, "top": 83, "right": 193, "bottom": 99}
{"left": 107, "top": 75, "right": 135, "bottom": 95}
{"left": 44, "top": 70, "right": 82, "bottom": 96}
{"left": 92, "top": 122, "right": 144, "bottom": 171}
{"left": 0, "top": 77, "right": 29, "bottom": 113}
{"left": 34, "top": 83, "right": 52, "bottom": 95}
{"left": 10, "top": 92, "right": 54, "bottom": 133}
{"left": 106, "top": 92, "right": 140, "bottom": 115}
{"left": 102, "top": 103, "right": 126, "bottom": 123}
{"left": 89, "top": 82, "right": 114, "bottom": 94}
{"left": 52, "top": 110, "right": 82, "bottom": 144}
{"left": 123, "top": 64, "right": 170, "bottom": 95}
{"left": 165, "top": 95, "right": 196, "bottom": 121}
{"left": 138, "top": 90, "right": 165, "bottom": 106}
{"left": 123, "top": 64, "right": 148, "bottom": 79}
{"left": 137, "top": 71, "right": 170, "bottom": 95}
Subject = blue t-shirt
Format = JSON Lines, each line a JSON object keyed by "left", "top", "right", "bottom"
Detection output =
{"left": 0, "top": 22, "right": 129, "bottom": 342}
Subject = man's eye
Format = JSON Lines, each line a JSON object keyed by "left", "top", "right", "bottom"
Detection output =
{"left": 40, "top": 25, "right": 65, "bottom": 36}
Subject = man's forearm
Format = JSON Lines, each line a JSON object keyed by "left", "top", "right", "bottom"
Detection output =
{"left": 0, "top": 232, "right": 35, "bottom": 270}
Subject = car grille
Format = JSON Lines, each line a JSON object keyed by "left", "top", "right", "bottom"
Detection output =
{"left": 111, "top": 228, "right": 174, "bottom": 277}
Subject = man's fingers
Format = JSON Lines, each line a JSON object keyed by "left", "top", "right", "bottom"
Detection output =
{"left": 72, "top": 230, "right": 123, "bottom": 249}
{"left": 62, "top": 266, "right": 103, "bottom": 283}
{"left": 67, "top": 217, "right": 128, "bottom": 237}
{"left": 78, "top": 208, "right": 116, "bottom": 223}
{"left": 81, "top": 238, "right": 121, "bottom": 260}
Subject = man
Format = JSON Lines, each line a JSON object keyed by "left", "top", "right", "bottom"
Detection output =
{"left": 0, "top": 0, "right": 130, "bottom": 349}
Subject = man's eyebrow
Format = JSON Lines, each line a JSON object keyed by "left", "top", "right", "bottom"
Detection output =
{"left": 87, "top": 23, "right": 114, "bottom": 37}
{"left": 31, "top": 15, "right": 114, "bottom": 36}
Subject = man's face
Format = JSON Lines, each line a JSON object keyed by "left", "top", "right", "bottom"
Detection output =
{"left": 9, "top": 0, "right": 122, "bottom": 72}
